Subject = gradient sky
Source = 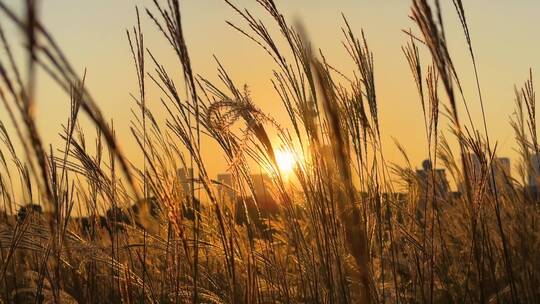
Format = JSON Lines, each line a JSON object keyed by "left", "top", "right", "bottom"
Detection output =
{"left": 3, "top": 0, "right": 540, "bottom": 183}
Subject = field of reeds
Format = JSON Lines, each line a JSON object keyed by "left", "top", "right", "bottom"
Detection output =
{"left": 0, "top": 0, "right": 538, "bottom": 303}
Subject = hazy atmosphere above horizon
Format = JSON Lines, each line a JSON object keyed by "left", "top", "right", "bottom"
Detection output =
{"left": 3, "top": 0, "right": 540, "bottom": 177}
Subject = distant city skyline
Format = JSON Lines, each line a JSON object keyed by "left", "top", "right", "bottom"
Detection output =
{"left": 190, "top": 149, "right": 540, "bottom": 196}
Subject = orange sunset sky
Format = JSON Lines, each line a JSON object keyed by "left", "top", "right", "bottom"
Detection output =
{"left": 2, "top": 0, "right": 540, "bottom": 185}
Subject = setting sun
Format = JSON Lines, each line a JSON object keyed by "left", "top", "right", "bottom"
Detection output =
{"left": 275, "top": 148, "right": 297, "bottom": 175}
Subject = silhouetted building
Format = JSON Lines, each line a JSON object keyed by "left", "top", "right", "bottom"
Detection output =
{"left": 492, "top": 157, "right": 511, "bottom": 192}
{"left": 528, "top": 153, "right": 540, "bottom": 187}
{"left": 414, "top": 160, "right": 450, "bottom": 222}
{"left": 217, "top": 173, "right": 234, "bottom": 202}
{"left": 527, "top": 153, "right": 540, "bottom": 197}
{"left": 235, "top": 173, "right": 280, "bottom": 235}
{"left": 248, "top": 173, "right": 279, "bottom": 215}
{"left": 251, "top": 173, "right": 272, "bottom": 201}
{"left": 416, "top": 159, "right": 450, "bottom": 197}
{"left": 461, "top": 154, "right": 511, "bottom": 194}
{"left": 178, "top": 167, "right": 193, "bottom": 194}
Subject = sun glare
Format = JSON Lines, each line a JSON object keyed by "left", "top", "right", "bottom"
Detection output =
{"left": 275, "top": 148, "right": 297, "bottom": 175}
